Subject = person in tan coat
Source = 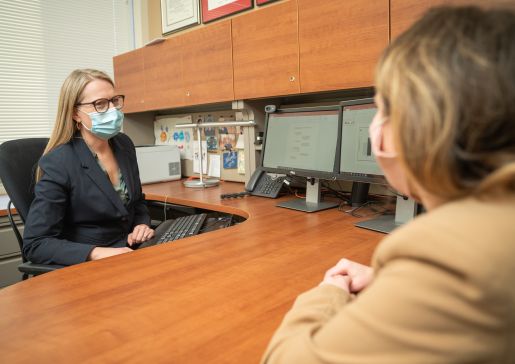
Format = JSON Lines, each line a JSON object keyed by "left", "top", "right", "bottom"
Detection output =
{"left": 262, "top": 6, "right": 515, "bottom": 364}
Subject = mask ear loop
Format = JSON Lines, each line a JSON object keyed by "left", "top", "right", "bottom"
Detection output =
{"left": 74, "top": 108, "right": 92, "bottom": 131}
{"left": 80, "top": 121, "right": 92, "bottom": 132}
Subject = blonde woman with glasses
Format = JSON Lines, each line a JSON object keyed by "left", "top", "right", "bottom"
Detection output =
{"left": 263, "top": 6, "right": 515, "bottom": 363}
{"left": 23, "top": 69, "right": 154, "bottom": 266}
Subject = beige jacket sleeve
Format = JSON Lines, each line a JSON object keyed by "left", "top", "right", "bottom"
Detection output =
{"left": 261, "top": 243, "right": 509, "bottom": 363}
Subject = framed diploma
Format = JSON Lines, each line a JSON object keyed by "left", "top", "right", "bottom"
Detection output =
{"left": 161, "top": 0, "right": 200, "bottom": 35}
{"left": 201, "top": 0, "right": 253, "bottom": 23}
{"left": 256, "top": 0, "right": 278, "bottom": 5}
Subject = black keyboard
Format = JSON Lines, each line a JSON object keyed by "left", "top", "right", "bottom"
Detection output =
{"left": 138, "top": 213, "right": 207, "bottom": 248}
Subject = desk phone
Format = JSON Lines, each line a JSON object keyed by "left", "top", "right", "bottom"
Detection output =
{"left": 245, "top": 167, "right": 286, "bottom": 199}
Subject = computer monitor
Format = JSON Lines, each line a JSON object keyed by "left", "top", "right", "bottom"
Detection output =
{"left": 337, "top": 98, "right": 418, "bottom": 233}
{"left": 339, "top": 99, "right": 385, "bottom": 184}
{"left": 261, "top": 105, "right": 341, "bottom": 212}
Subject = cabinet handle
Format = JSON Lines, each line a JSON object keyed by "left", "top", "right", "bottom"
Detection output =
{"left": 186, "top": 91, "right": 191, "bottom": 97}
{"left": 289, "top": 76, "right": 296, "bottom": 82}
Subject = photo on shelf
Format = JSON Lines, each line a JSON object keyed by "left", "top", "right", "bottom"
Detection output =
{"left": 204, "top": 127, "right": 216, "bottom": 137}
{"left": 223, "top": 151, "right": 238, "bottom": 169}
{"left": 207, "top": 136, "right": 218, "bottom": 151}
{"left": 219, "top": 133, "right": 236, "bottom": 150}
{"left": 218, "top": 126, "right": 237, "bottom": 134}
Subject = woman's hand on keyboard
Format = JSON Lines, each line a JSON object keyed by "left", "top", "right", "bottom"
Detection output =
{"left": 127, "top": 224, "right": 155, "bottom": 246}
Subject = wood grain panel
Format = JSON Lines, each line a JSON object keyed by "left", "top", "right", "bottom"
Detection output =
{"left": 391, "top": 0, "right": 515, "bottom": 39}
{"left": 0, "top": 180, "right": 383, "bottom": 363}
{"left": 180, "top": 21, "right": 235, "bottom": 106}
{"left": 232, "top": 0, "right": 300, "bottom": 99}
{"left": 113, "top": 49, "right": 145, "bottom": 113}
{"left": 143, "top": 37, "right": 185, "bottom": 110}
{"left": 298, "top": 0, "right": 389, "bottom": 93}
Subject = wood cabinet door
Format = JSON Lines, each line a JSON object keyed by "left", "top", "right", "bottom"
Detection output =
{"left": 180, "top": 20, "right": 234, "bottom": 106}
{"left": 298, "top": 0, "right": 389, "bottom": 93}
{"left": 143, "top": 37, "right": 185, "bottom": 111}
{"left": 113, "top": 48, "right": 145, "bottom": 113}
{"left": 232, "top": 0, "right": 299, "bottom": 99}
{"left": 391, "top": 0, "right": 515, "bottom": 40}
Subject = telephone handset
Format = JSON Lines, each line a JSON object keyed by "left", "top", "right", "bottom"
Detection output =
{"left": 245, "top": 167, "right": 286, "bottom": 198}
{"left": 245, "top": 168, "right": 266, "bottom": 192}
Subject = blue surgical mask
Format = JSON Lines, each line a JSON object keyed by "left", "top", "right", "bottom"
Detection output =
{"left": 82, "top": 108, "right": 124, "bottom": 140}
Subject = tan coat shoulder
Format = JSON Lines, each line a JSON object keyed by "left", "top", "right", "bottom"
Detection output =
{"left": 262, "top": 197, "right": 515, "bottom": 364}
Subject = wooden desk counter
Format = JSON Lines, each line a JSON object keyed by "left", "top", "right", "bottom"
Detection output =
{"left": 0, "top": 180, "right": 383, "bottom": 363}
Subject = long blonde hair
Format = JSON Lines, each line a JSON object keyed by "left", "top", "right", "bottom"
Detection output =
{"left": 375, "top": 6, "right": 515, "bottom": 201}
{"left": 37, "top": 69, "right": 114, "bottom": 181}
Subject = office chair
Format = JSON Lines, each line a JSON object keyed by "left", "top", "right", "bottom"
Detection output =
{"left": 0, "top": 138, "right": 63, "bottom": 280}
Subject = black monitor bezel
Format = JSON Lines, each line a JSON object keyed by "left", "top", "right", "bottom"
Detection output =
{"left": 336, "top": 98, "right": 387, "bottom": 184}
{"left": 260, "top": 105, "right": 342, "bottom": 179}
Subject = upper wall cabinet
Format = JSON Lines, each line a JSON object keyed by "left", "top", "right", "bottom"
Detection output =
{"left": 391, "top": 0, "right": 515, "bottom": 39}
{"left": 143, "top": 36, "right": 184, "bottom": 110}
{"left": 298, "top": 0, "right": 389, "bottom": 93}
{"left": 115, "top": 1, "right": 408, "bottom": 113}
{"left": 180, "top": 20, "right": 234, "bottom": 106}
{"left": 113, "top": 48, "right": 145, "bottom": 113}
{"left": 232, "top": 0, "right": 300, "bottom": 99}
{"left": 114, "top": 39, "right": 183, "bottom": 112}
{"left": 114, "top": 21, "right": 233, "bottom": 112}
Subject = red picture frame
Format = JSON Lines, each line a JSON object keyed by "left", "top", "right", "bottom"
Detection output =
{"left": 201, "top": 0, "right": 253, "bottom": 23}
{"left": 256, "top": 0, "right": 278, "bottom": 5}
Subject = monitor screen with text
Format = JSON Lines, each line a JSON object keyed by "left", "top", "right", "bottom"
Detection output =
{"left": 262, "top": 109, "right": 339, "bottom": 174}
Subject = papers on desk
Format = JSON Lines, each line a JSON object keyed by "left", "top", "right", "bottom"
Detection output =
{"left": 238, "top": 151, "right": 245, "bottom": 175}
{"left": 193, "top": 141, "right": 207, "bottom": 174}
{"left": 208, "top": 154, "right": 221, "bottom": 178}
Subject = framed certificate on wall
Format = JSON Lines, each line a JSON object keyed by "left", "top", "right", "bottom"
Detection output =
{"left": 161, "top": 0, "right": 200, "bottom": 34}
{"left": 201, "top": 0, "right": 253, "bottom": 23}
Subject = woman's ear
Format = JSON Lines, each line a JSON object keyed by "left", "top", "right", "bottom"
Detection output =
{"left": 72, "top": 108, "right": 80, "bottom": 123}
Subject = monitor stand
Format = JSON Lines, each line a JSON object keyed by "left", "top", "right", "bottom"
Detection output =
{"left": 350, "top": 182, "right": 370, "bottom": 207}
{"left": 277, "top": 178, "right": 339, "bottom": 213}
{"left": 355, "top": 195, "right": 418, "bottom": 234}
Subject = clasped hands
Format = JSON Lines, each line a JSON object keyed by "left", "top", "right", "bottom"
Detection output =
{"left": 321, "top": 258, "right": 374, "bottom": 294}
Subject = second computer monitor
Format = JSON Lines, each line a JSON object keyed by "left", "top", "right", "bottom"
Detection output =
{"left": 339, "top": 99, "right": 384, "bottom": 184}
{"left": 338, "top": 98, "right": 418, "bottom": 234}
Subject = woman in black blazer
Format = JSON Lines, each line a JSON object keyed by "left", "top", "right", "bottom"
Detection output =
{"left": 23, "top": 69, "right": 154, "bottom": 266}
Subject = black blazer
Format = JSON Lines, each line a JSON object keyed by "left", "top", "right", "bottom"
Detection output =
{"left": 23, "top": 133, "right": 150, "bottom": 266}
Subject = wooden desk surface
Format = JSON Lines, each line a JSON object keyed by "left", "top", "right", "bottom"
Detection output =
{"left": 0, "top": 180, "right": 383, "bottom": 363}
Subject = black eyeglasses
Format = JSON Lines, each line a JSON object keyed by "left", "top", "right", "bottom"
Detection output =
{"left": 75, "top": 95, "right": 125, "bottom": 113}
